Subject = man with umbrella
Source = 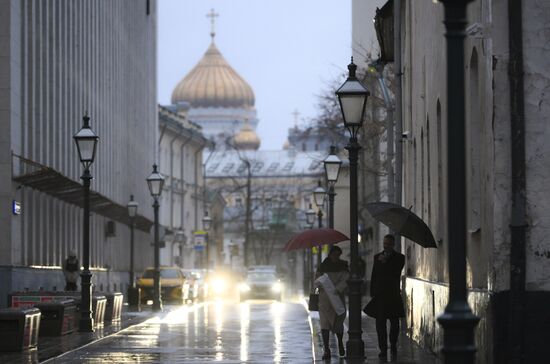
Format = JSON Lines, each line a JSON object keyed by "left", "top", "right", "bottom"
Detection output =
{"left": 365, "top": 234, "right": 405, "bottom": 359}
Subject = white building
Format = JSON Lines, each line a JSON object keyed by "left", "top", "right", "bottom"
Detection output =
{"left": 0, "top": 0, "right": 158, "bottom": 305}
{"left": 157, "top": 105, "right": 207, "bottom": 269}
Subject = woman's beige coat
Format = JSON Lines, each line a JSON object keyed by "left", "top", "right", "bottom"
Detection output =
{"left": 315, "top": 269, "right": 349, "bottom": 333}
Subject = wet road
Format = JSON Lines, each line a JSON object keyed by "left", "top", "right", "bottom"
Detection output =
{"left": 44, "top": 300, "right": 313, "bottom": 363}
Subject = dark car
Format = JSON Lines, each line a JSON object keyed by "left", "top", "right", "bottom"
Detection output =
{"left": 238, "top": 271, "right": 282, "bottom": 302}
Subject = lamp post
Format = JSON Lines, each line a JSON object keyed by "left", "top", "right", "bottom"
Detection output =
{"left": 305, "top": 204, "right": 316, "bottom": 292}
{"left": 313, "top": 180, "right": 327, "bottom": 267}
{"left": 437, "top": 1, "right": 480, "bottom": 363}
{"left": 73, "top": 113, "right": 99, "bottom": 332}
{"left": 324, "top": 145, "right": 342, "bottom": 230}
{"left": 202, "top": 211, "right": 212, "bottom": 270}
{"left": 336, "top": 57, "right": 370, "bottom": 359}
{"left": 127, "top": 195, "right": 139, "bottom": 307}
{"left": 147, "top": 164, "right": 165, "bottom": 312}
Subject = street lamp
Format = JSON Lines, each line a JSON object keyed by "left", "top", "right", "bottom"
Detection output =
{"left": 305, "top": 203, "right": 316, "bottom": 292}
{"left": 202, "top": 211, "right": 212, "bottom": 270}
{"left": 336, "top": 57, "right": 369, "bottom": 359}
{"left": 146, "top": 164, "right": 165, "bottom": 312}
{"left": 437, "top": 1, "right": 480, "bottom": 363}
{"left": 73, "top": 113, "right": 99, "bottom": 332}
{"left": 306, "top": 203, "right": 316, "bottom": 227}
{"left": 313, "top": 180, "right": 327, "bottom": 267}
{"left": 127, "top": 195, "right": 139, "bottom": 306}
{"left": 324, "top": 145, "right": 342, "bottom": 230}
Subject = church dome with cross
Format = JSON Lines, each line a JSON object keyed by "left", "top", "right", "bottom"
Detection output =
{"left": 170, "top": 9, "right": 259, "bottom": 143}
{"left": 171, "top": 42, "right": 255, "bottom": 109}
{"left": 171, "top": 10, "right": 255, "bottom": 109}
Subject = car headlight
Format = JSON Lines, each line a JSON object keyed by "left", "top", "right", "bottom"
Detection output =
{"left": 239, "top": 283, "right": 251, "bottom": 292}
{"left": 271, "top": 282, "right": 282, "bottom": 292}
{"left": 211, "top": 278, "right": 226, "bottom": 294}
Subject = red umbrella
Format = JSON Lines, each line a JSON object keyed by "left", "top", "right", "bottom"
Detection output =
{"left": 283, "top": 228, "right": 350, "bottom": 252}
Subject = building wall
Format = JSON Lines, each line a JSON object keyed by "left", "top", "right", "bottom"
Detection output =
{"left": 400, "top": 0, "right": 550, "bottom": 361}
{"left": 0, "top": 0, "right": 158, "bottom": 304}
{"left": 158, "top": 110, "right": 206, "bottom": 269}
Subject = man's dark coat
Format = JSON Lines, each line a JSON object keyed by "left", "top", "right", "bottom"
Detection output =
{"left": 367, "top": 250, "right": 405, "bottom": 318}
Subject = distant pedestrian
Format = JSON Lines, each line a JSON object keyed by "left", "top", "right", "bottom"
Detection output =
{"left": 364, "top": 234, "right": 405, "bottom": 359}
{"left": 63, "top": 251, "right": 80, "bottom": 291}
{"left": 314, "top": 245, "right": 349, "bottom": 359}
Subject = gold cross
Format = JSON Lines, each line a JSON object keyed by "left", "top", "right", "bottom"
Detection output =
{"left": 206, "top": 8, "right": 219, "bottom": 40}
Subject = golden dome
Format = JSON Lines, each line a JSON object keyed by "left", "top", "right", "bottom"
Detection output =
{"left": 234, "top": 121, "right": 260, "bottom": 150}
{"left": 171, "top": 42, "right": 255, "bottom": 108}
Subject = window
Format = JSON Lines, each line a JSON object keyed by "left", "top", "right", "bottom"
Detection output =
{"left": 222, "top": 163, "right": 235, "bottom": 173}
{"left": 207, "top": 163, "right": 219, "bottom": 172}
{"left": 282, "top": 162, "right": 294, "bottom": 172}
{"left": 251, "top": 162, "right": 264, "bottom": 173}
{"left": 267, "top": 162, "right": 279, "bottom": 173}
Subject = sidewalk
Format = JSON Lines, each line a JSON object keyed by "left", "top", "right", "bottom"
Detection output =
{"left": 306, "top": 300, "right": 442, "bottom": 363}
{"left": 0, "top": 305, "right": 155, "bottom": 364}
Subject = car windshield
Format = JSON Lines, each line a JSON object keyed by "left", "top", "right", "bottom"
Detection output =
{"left": 247, "top": 273, "right": 276, "bottom": 282}
{"left": 143, "top": 269, "right": 181, "bottom": 279}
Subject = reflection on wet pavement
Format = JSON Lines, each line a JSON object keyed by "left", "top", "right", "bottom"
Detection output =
{"left": 45, "top": 301, "right": 313, "bottom": 363}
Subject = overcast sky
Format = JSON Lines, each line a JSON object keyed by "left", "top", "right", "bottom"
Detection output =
{"left": 157, "top": 0, "right": 352, "bottom": 150}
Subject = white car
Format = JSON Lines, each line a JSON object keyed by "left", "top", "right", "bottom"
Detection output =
{"left": 239, "top": 271, "right": 283, "bottom": 302}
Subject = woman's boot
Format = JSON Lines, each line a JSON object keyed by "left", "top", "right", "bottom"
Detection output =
{"left": 336, "top": 333, "right": 345, "bottom": 357}
{"left": 321, "top": 329, "right": 331, "bottom": 359}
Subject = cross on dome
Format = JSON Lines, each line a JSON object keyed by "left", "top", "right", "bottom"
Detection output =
{"left": 206, "top": 8, "right": 219, "bottom": 40}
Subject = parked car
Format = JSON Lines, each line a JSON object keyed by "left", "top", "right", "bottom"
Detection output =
{"left": 239, "top": 270, "right": 283, "bottom": 302}
{"left": 137, "top": 266, "right": 189, "bottom": 305}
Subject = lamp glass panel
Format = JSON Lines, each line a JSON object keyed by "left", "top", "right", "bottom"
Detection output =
{"left": 147, "top": 177, "right": 164, "bottom": 196}
{"left": 324, "top": 162, "right": 341, "bottom": 182}
{"left": 127, "top": 203, "right": 138, "bottom": 217}
{"left": 77, "top": 138, "right": 97, "bottom": 162}
{"left": 203, "top": 217, "right": 212, "bottom": 231}
{"left": 314, "top": 188, "right": 326, "bottom": 207}
{"left": 306, "top": 210, "right": 315, "bottom": 225}
{"left": 339, "top": 95, "right": 366, "bottom": 126}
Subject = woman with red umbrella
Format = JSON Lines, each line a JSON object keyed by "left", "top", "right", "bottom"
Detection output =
{"left": 314, "top": 245, "right": 349, "bottom": 359}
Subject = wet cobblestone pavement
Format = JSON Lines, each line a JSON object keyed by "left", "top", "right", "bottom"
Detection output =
{"left": 43, "top": 301, "right": 314, "bottom": 363}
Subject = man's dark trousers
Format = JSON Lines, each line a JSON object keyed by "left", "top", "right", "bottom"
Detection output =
{"left": 376, "top": 317, "right": 399, "bottom": 350}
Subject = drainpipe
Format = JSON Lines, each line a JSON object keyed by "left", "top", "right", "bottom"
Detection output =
{"left": 508, "top": 0, "right": 527, "bottom": 361}
{"left": 174, "top": 131, "right": 192, "bottom": 269}
{"left": 179, "top": 133, "right": 193, "bottom": 252}
{"left": 194, "top": 140, "right": 207, "bottom": 231}
{"left": 169, "top": 131, "right": 181, "bottom": 253}
{"left": 394, "top": 0, "right": 403, "bottom": 252}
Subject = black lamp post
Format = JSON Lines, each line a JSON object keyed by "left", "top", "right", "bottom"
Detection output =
{"left": 147, "top": 164, "right": 165, "bottom": 312}
{"left": 305, "top": 204, "right": 316, "bottom": 292}
{"left": 202, "top": 211, "right": 212, "bottom": 270}
{"left": 73, "top": 113, "right": 99, "bottom": 333}
{"left": 336, "top": 57, "right": 370, "bottom": 359}
{"left": 437, "top": 1, "right": 480, "bottom": 363}
{"left": 324, "top": 145, "right": 342, "bottom": 230}
{"left": 127, "top": 195, "right": 139, "bottom": 307}
{"left": 127, "top": 195, "right": 138, "bottom": 287}
{"left": 313, "top": 180, "right": 327, "bottom": 267}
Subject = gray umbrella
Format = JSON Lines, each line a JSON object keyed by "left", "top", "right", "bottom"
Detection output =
{"left": 366, "top": 202, "right": 437, "bottom": 248}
